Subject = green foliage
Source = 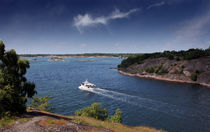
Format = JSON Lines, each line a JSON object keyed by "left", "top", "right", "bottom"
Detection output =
{"left": 118, "top": 54, "right": 144, "bottom": 68}
{"left": 108, "top": 109, "right": 122, "bottom": 123}
{"left": 159, "top": 68, "right": 169, "bottom": 74}
{"left": 168, "top": 55, "right": 174, "bottom": 60}
{"left": 29, "top": 95, "right": 52, "bottom": 112}
{"left": 0, "top": 116, "right": 15, "bottom": 127}
{"left": 75, "top": 103, "right": 122, "bottom": 123}
{"left": 75, "top": 103, "right": 108, "bottom": 121}
{"left": 155, "top": 65, "right": 162, "bottom": 74}
{"left": 154, "top": 65, "right": 168, "bottom": 75}
{"left": 0, "top": 41, "right": 36, "bottom": 118}
{"left": 181, "top": 65, "right": 185, "bottom": 69}
{"left": 146, "top": 67, "right": 155, "bottom": 73}
{"left": 118, "top": 47, "right": 210, "bottom": 68}
{"left": 176, "top": 57, "right": 180, "bottom": 61}
{"left": 196, "top": 70, "right": 200, "bottom": 74}
{"left": 191, "top": 73, "right": 197, "bottom": 81}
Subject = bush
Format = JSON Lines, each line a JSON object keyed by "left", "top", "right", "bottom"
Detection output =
{"left": 191, "top": 73, "right": 197, "bottom": 81}
{"left": 168, "top": 55, "right": 174, "bottom": 60}
{"left": 196, "top": 70, "right": 200, "bottom": 74}
{"left": 181, "top": 65, "right": 185, "bottom": 69}
{"left": 0, "top": 41, "right": 36, "bottom": 117}
{"left": 75, "top": 103, "right": 108, "bottom": 121}
{"left": 176, "top": 57, "right": 180, "bottom": 61}
{"left": 155, "top": 65, "right": 162, "bottom": 74}
{"left": 146, "top": 67, "right": 155, "bottom": 73}
{"left": 158, "top": 68, "right": 169, "bottom": 74}
{"left": 108, "top": 109, "right": 122, "bottom": 123}
{"left": 29, "top": 95, "right": 53, "bottom": 112}
{"left": 75, "top": 103, "right": 123, "bottom": 123}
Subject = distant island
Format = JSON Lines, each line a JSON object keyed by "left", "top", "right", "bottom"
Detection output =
{"left": 118, "top": 48, "right": 210, "bottom": 88}
{"left": 48, "top": 57, "right": 65, "bottom": 61}
{"left": 20, "top": 53, "right": 133, "bottom": 58}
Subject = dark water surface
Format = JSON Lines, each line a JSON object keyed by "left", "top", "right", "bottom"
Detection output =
{"left": 26, "top": 57, "right": 210, "bottom": 132}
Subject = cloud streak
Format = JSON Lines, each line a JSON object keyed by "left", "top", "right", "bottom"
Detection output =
{"left": 175, "top": 10, "right": 210, "bottom": 42}
{"left": 73, "top": 8, "right": 138, "bottom": 33}
{"left": 147, "top": 1, "right": 165, "bottom": 9}
{"left": 164, "top": 9, "right": 210, "bottom": 50}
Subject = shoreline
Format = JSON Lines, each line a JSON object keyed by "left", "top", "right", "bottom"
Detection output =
{"left": 119, "top": 70, "right": 210, "bottom": 88}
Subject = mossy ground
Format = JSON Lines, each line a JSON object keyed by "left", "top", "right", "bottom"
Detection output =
{"left": 70, "top": 116, "right": 165, "bottom": 132}
{"left": 0, "top": 117, "right": 31, "bottom": 127}
{"left": 0, "top": 111, "right": 165, "bottom": 132}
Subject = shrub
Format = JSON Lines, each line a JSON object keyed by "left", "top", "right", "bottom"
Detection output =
{"left": 108, "top": 109, "right": 122, "bottom": 123}
{"left": 29, "top": 95, "right": 53, "bottom": 112}
{"left": 168, "top": 55, "right": 174, "bottom": 60}
{"left": 181, "top": 65, "right": 185, "bottom": 69}
{"left": 75, "top": 103, "right": 123, "bottom": 123}
{"left": 155, "top": 65, "right": 162, "bottom": 73}
{"left": 146, "top": 67, "right": 155, "bottom": 73}
{"left": 196, "top": 70, "right": 200, "bottom": 74}
{"left": 158, "top": 68, "right": 169, "bottom": 74}
{"left": 191, "top": 73, "right": 197, "bottom": 81}
{"left": 75, "top": 103, "right": 108, "bottom": 121}
{"left": 174, "top": 70, "right": 183, "bottom": 74}
{"left": 176, "top": 57, "right": 180, "bottom": 61}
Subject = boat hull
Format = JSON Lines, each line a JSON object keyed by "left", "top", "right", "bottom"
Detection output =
{"left": 78, "top": 85, "right": 94, "bottom": 91}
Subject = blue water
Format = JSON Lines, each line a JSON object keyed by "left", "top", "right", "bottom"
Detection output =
{"left": 26, "top": 57, "right": 210, "bottom": 132}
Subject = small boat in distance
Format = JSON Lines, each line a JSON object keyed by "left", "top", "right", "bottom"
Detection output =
{"left": 78, "top": 80, "right": 96, "bottom": 91}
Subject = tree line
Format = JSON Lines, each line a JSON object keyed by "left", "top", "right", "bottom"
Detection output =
{"left": 118, "top": 47, "right": 210, "bottom": 68}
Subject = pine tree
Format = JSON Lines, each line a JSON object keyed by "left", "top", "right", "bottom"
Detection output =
{"left": 0, "top": 40, "right": 36, "bottom": 117}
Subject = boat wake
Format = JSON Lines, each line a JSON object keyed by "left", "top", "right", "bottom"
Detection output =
{"left": 88, "top": 88, "right": 208, "bottom": 119}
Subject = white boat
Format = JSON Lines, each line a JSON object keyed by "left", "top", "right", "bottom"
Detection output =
{"left": 78, "top": 80, "right": 96, "bottom": 91}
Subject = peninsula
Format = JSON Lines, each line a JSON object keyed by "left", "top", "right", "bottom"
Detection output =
{"left": 118, "top": 48, "right": 210, "bottom": 87}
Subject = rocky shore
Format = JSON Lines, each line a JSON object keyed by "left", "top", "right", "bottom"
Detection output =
{"left": 118, "top": 56, "right": 210, "bottom": 88}
{"left": 119, "top": 70, "right": 210, "bottom": 88}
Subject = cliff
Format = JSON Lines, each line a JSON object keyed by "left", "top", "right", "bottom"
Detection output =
{"left": 119, "top": 56, "right": 210, "bottom": 87}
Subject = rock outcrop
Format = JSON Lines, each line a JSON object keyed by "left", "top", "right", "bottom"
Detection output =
{"left": 119, "top": 56, "right": 210, "bottom": 87}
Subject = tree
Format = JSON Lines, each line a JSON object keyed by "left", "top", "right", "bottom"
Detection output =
{"left": 108, "top": 109, "right": 122, "bottom": 123}
{"left": 29, "top": 95, "right": 52, "bottom": 112}
{"left": 0, "top": 40, "right": 36, "bottom": 117}
{"left": 75, "top": 102, "right": 108, "bottom": 120}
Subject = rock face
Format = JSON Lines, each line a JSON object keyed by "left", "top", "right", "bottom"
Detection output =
{"left": 120, "top": 56, "right": 210, "bottom": 87}
{"left": 183, "top": 71, "right": 191, "bottom": 77}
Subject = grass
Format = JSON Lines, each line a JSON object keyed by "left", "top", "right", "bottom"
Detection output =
{"left": 18, "top": 117, "right": 31, "bottom": 123}
{"left": 70, "top": 116, "right": 165, "bottom": 132}
{"left": 78, "top": 128, "right": 105, "bottom": 132}
{"left": 39, "top": 118, "right": 68, "bottom": 126}
{"left": 0, "top": 110, "right": 166, "bottom": 132}
{"left": 0, "top": 117, "right": 16, "bottom": 127}
{"left": 0, "top": 116, "right": 32, "bottom": 128}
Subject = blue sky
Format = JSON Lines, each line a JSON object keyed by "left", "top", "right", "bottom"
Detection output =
{"left": 0, "top": 0, "right": 210, "bottom": 54}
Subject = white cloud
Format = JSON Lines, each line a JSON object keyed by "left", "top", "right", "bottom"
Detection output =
{"left": 73, "top": 8, "right": 139, "bottom": 33}
{"left": 109, "top": 8, "right": 138, "bottom": 19}
{"left": 147, "top": 1, "right": 165, "bottom": 9}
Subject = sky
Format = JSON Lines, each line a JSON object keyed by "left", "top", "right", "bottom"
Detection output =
{"left": 0, "top": 0, "right": 210, "bottom": 54}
